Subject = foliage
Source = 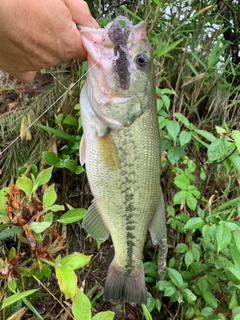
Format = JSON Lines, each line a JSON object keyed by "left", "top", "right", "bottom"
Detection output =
{"left": 0, "top": 167, "right": 114, "bottom": 320}
{"left": 1, "top": 0, "right": 240, "bottom": 319}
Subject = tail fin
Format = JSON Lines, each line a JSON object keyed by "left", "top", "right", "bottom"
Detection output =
{"left": 104, "top": 260, "right": 147, "bottom": 305}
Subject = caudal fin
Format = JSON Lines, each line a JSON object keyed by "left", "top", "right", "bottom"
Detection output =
{"left": 104, "top": 260, "right": 147, "bottom": 305}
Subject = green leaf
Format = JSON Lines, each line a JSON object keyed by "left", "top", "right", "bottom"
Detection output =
{"left": 29, "top": 221, "right": 51, "bottom": 233}
{"left": 173, "top": 113, "right": 190, "bottom": 129}
{"left": 230, "top": 234, "right": 240, "bottom": 277}
{"left": 47, "top": 205, "right": 65, "bottom": 212}
{"left": 232, "top": 130, "right": 240, "bottom": 152}
{"left": 92, "top": 311, "right": 115, "bottom": 320}
{"left": 215, "top": 126, "right": 226, "bottom": 135}
{"left": 183, "top": 288, "right": 197, "bottom": 304}
{"left": 43, "top": 184, "right": 57, "bottom": 209}
{"left": 184, "top": 217, "right": 204, "bottom": 230}
{"left": 202, "top": 291, "right": 217, "bottom": 309}
{"left": 141, "top": 304, "right": 153, "bottom": 320}
{"left": 34, "top": 167, "right": 53, "bottom": 190}
{"left": 185, "top": 250, "right": 194, "bottom": 267}
{"left": 0, "top": 188, "right": 8, "bottom": 216}
{"left": 207, "top": 137, "right": 227, "bottom": 161}
{"left": 168, "top": 146, "right": 184, "bottom": 165}
{"left": 37, "top": 124, "right": 75, "bottom": 141}
{"left": 173, "top": 190, "right": 188, "bottom": 204}
{"left": 166, "top": 120, "right": 180, "bottom": 140}
{"left": 42, "top": 151, "right": 58, "bottom": 166}
{"left": 229, "top": 290, "right": 238, "bottom": 310}
{"left": 1, "top": 289, "right": 38, "bottom": 309}
{"left": 56, "top": 266, "right": 77, "bottom": 300}
{"left": 57, "top": 208, "right": 87, "bottom": 224}
{"left": 61, "top": 252, "right": 91, "bottom": 270}
{"left": 164, "top": 285, "right": 177, "bottom": 296}
{"left": 179, "top": 131, "right": 191, "bottom": 147}
{"left": 16, "top": 176, "right": 33, "bottom": 197}
{"left": 186, "top": 195, "right": 197, "bottom": 210}
{"left": 168, "top": 268, "right": 183, "bottom": 287}
{"left": 195, "top": 129, "right": 216, "bottom": 142}
{"left": 55, "top": 113, "right": 78, "bottom": 126}
{"left": 174, "top": 175, "right": 190, "bottom": 190}
{"left": 230, "top": 154, "right": 240, "bottom": 171}
{"left": 174, "top": 243, "right": 188, "bottom": 253}
{"left": 216, "top": 223, "right": 232, "bottom": 252}
{"left": 72, "top": 288, "right": 91, "bottom": 320}
{"left": 161, "top": 95, "right": 170, "bottom": 109}
{"left": 0, "top": 227, "right": 21, "bottom": 241}
{"left": 64, "top": 159, "right": 77, "bottom": 172}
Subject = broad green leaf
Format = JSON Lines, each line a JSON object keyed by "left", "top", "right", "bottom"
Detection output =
{"left": 0, "top": 226, "right": 21, "bottom": 241}
{"left": 64, "top": 159, "right": 77, "bottom": 171}
{"left": 72, "top": 288, "right": 91, "bottom": 320}
{"left": 202, "top": 291, "right": 217, "bottom": 309}
{"left": 174, "top": 175, "right": 190, "bottom": 190}
{"left": 174, "top": 243, "right": 188, "bottom": 253}
{"left": 195, "top": 129, "right": 216, "bottom": 142}
{"left": 168, "top": 268, "right": 183, "bottom": 287}
{"left": 34, "top": 167, "right": 53, "bottom": 190}
{"left": 183, "top": 288, "right": 197, "bottom": 304}
{"left": 230, "top": 154, "right": 240, "bottom": 171}
{"left": 57, "top": 208, "right": 87, "bottom": 224}
{"left": 166, "top": 120, "right": 180, "bottom": 140}
{"left": 216, "top": 223, "right": 232, "bottom": 252}
{"left": 55, "top": 113, "right": 78, "bottom": 126}
{"left": 56, "top": 266, "right": 76, "bottom": 300}
{"left": 179, "top": 131, "right": 191, "bottom": 146}
{"left": 184, "top": 217, "right": 204, "bottom": 230}
{"left": 185, "top": 307, "right": 195, "bottom": 319}
{"left": 47, "top": 205, "right": 65, "bottom": 212}
{"left": 164, "top": 285, "right": 177, "bottom": 296}
{"left": 42, "top": 151, "right": 58, "bottom": 166}
{"left": 16, "top": 176, "right": 33, "bottom": 197}
{"left": 229, "top": 290, "right": 238, "bottom": 310}
{"left": 207, "top": 137, "right": 227, "bottom": 161}
{"left": 161, "top": 95, "right": 170, "bottom": 109}
{"left": 43, "top": 212, "right": 53, "bottom": 223}
{"left": 92, "top": 311, "right": 115, "bottom": 320}
{"left": 1, "top": 289, "right": 38, "bottom": 309}
{"left": 61, "top": 252, "right": 91, "bottom": 270}
{"left": 0, "top": 188, "right": 9, "bottom": 215}
{"left": 185, "top": 250, "right": 194, "bottom": 267}
{"left": 167, "top": 146, "right": 184, "bottom": 165}
{"left": 29, "top": 221, "right": 51, "bottom": 233}
{"left": 186, "top": 195, "right": 197, "bottom": 210}
{"left": 173, "top": 190, "right": 188, "bottom": 204}
{"left": 215, "top": 126, "right": 226, "bottom": 135}
{"left": 43, "top": 184, "right": 57, "bottom": 209}
{"left": 201, "top": 307, "right": 214, "bottom": 317}
{"left": 229, "top": 236, "right": 240, "bottom": 278}
{"left": 173, "top": 113, "right": 190, "bottom": 129}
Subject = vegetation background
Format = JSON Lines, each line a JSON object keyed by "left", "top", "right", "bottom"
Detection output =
{"left": 1, "top": 0, "right": 240, "bottom": 319}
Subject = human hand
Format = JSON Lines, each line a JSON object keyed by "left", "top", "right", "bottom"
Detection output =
{"left": 0, "top": 0, "right": 98, "bottom": 82}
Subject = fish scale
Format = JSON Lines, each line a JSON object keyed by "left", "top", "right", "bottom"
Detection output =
{"left": 79, "top": 17, "right": 166, "bottom": 305}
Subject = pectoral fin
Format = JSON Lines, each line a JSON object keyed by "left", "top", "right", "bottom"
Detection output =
{"left": 82, "top": 199, "right": 110, "bottom": 242}
{"left": 149, "top": 186, "right": 166, "bottom": 245}
{"left": 79, "top": 133, "right": 86, "bottom": 166}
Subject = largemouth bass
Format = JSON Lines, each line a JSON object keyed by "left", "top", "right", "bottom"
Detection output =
{"left": 79, "top": 16, "right": 166, "bottom": 305}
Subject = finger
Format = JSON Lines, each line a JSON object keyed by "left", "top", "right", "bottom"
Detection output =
{"left": 9, "top": 71, "right": 37, "bottom": 83}
{"left": 64, "top": 0, "right": 99, "bottom": 28}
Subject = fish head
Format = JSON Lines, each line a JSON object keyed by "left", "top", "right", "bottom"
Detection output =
{"left": 79, "top": 17, "right": 154, "bottom": 129}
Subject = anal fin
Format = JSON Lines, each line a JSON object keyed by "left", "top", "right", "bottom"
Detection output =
{"left": 149, "top": 186, "right": 166, "bottom": 245}
{"left": 82, "top": 199, "right": 110, "bottom": 242}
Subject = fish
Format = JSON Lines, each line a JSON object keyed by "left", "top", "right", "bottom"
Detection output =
{"left": 79, "top": 16, "right": 166, "bottom": 305}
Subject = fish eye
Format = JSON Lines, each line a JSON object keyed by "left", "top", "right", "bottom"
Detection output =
{"left": 135, "top": 54, "right": 149, "bottom": 67}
